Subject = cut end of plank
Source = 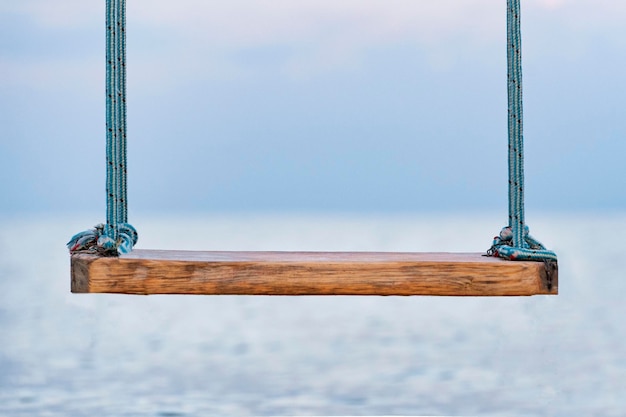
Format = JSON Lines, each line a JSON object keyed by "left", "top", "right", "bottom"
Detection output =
{"left": 71, "top": 250, "right": 558, "bottom": 296}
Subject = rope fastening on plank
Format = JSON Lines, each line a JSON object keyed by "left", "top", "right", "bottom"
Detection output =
{"left": 487, "top": 0, "right": 557, "bottom": 262}
{"left": 68, "top": 0, "right": 137, "bottom": 256}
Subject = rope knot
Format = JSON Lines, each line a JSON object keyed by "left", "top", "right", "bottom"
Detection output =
{"left": 68, "top": 223, "right": 138, "bottom": 256}
{"left": 486, "top": 225, "right": 557, "bottom": 262}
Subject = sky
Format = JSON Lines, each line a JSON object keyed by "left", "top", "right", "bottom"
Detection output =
{"left": 1, "top": 0, "right": 625, "bottom": 216}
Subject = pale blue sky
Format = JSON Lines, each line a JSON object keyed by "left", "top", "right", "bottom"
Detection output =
{"left": 1, "top": 0, "right": 624, "bottom": 215}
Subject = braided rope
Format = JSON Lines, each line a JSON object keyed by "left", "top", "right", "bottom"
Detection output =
{"left": 488, "top": 0, "right": 556, "bottom": 262}
{"left": 65, "top": 0, "right": 552, "bottom": 261}
{"left": 68, "top": 0, "right": 136, "bottom": 256}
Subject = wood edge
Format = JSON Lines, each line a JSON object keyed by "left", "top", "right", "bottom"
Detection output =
{"left": 71, "top": 253, "right": 100, "bottom": 293}
{"left": 539, "top": 260, "right": 559, "bottom": 295}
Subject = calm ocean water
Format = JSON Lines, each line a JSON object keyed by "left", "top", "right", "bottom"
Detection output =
{"left": 0, "top": 213, "right": 624, "bottom": 416}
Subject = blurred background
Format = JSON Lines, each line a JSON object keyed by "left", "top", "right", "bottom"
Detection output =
{"left": 1, "top": 0, "right": 624, "bottom": 216}
{"left": 1, "top": 1, "right": 625, "bottom": 416}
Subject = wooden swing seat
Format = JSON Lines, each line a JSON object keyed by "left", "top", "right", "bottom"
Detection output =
{"left": 71, "top": 250, "right": 557, "bottom": 296}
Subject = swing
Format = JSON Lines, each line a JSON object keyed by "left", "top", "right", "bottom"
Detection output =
{"left": 69, "top": 0, "right": 558, "bottom": 296}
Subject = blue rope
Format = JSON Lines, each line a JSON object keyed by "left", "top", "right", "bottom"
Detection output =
{"left": 66, "top": 0, "right": 552, "bottom": 262}
{"left": 488, "top": 0, "right": 556, "bottom": 262}
{"left": 68, "top": 0, "right": 137, "bottom": 256}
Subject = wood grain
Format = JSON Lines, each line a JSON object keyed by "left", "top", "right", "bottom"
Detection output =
{"left": 71, "top": 250, "right": 557, "bottom": 296}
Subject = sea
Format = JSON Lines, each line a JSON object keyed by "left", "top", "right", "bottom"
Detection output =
{"left": 0, "top": 212, "right": 624, "bottom": 416}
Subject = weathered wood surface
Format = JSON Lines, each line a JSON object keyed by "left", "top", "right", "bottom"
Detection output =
{"left": 71, "top": 250, "right": 557, "bottom": 296}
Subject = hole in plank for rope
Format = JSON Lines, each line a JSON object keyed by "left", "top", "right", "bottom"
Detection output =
{"left": 71, "top": 250, "right": 557, "bottom": 296}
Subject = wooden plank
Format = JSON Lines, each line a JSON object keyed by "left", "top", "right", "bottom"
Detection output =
{"left": 71, "top": 250, "right": 557, "bottom": 296}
